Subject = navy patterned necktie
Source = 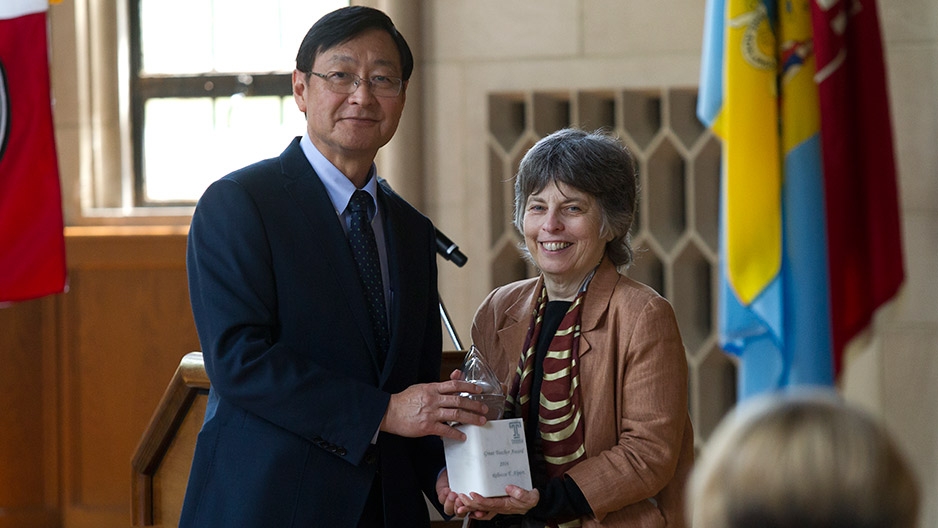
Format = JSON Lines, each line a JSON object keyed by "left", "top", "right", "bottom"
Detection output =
{"left": 347, "top": 190, "right": 389, "bottom": 366}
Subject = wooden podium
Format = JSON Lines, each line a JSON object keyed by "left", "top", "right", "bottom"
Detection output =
{"left": 132, "top": 351, "right": 465, "bottom": 527}
{"left": 131, "top": 352, "right": 209, "bottom": 527}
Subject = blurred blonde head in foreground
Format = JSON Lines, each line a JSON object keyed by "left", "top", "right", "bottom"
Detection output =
{"left": 687, "top": 390, "right": 919, "bottom": 528}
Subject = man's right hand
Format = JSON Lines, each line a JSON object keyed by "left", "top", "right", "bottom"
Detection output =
{"left": 379, "top": 380, "right": 488, "bottom": 440}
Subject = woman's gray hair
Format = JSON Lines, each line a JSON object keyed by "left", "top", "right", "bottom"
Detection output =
{"left": 513, "top": 127, "right": 639, "bottom": 267}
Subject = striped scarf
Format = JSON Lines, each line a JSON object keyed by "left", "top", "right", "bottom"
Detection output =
{"left": 507, "top": 276, "right": 592, "bottom": 527}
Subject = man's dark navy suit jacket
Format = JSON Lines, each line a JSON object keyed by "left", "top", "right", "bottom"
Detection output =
{"left": 179, "top": 138, "right": 445, "bottom": 527}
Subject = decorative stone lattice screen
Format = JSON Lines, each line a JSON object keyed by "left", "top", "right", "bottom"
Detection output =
{"left": 486, "top": 88, "right": 737, "bottom": 446}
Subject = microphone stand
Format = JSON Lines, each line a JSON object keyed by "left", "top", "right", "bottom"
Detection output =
{"left": 434, "top": 228, "right": 467, "bottom": 351}
{"left": 439, "top": 298, "right": 464, "bottom": 351}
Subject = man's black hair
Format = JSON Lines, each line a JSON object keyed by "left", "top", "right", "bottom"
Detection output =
{"left": 295, "top": 6, "right": 414, "bottom": 81}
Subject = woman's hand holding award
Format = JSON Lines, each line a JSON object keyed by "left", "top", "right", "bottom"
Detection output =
{"left": 443, "top": 346, "right": 532, "bottom": 497}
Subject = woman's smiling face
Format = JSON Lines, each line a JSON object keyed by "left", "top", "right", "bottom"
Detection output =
{"left": 523, "top": 181, "right": 610, "bottom": 298}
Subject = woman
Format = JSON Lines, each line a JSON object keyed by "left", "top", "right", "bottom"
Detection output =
{"left": 687, "top": 390, "right": 920, "bottom": 528}
{"left": 440, "top": 128, "right": 694, "bottom": 527}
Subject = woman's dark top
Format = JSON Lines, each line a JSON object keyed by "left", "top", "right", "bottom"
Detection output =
{"left": 483, "top": 300, "right": 592, "bottom": 527}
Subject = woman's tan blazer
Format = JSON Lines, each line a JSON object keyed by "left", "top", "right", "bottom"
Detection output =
{"left": 471, "top": 258, "right": 694, "bottom": 527}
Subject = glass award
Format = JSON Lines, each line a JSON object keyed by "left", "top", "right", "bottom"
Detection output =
{"left": 458, "top": 345, "right": 506, "bottom": 421}
{"left": 445, "top": 345, "right": 531, "bottom": 496}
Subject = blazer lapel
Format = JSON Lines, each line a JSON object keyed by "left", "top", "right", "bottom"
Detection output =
{"left": 578, "top": 258, "right": 619, "bottom": 359}
{"left": 497, "top": 260, "right": 618, "bottom": 362}
{"left": 496, "top": 276, "right": 544, "bottom": 358}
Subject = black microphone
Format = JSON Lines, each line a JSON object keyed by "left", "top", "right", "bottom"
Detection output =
{"left": 377, "top": 178, "right": 468, "bottom": 267}
{"left": 435, "top": 229, "right": 468, "bottom": 267}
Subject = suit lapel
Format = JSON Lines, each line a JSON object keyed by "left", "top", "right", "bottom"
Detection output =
{"left": 375, "top": 187, "right": 416, "bottom": 380}
{"left": 278, "top": 139, "right": 382, "bottom": 371}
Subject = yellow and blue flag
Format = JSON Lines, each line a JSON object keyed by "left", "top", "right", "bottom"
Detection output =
{"left": 700, "top": 0, "right": 830, "bottom": 398}
{"left": 699, "top": 0, "right": 904, "bottom": 399}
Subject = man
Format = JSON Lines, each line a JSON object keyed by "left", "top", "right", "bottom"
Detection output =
{"left": 179, "top": 6, "right": 487, "bottom": 527}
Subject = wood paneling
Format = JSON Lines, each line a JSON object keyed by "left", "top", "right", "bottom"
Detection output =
{"left": 0, "top": 296, "right": 59, "bottom": 528}
{"left": 58, "top": 227, "right": 198, "bottom": 528}
{"left": 0, "top": 227, "right": 199, "bottom": 528}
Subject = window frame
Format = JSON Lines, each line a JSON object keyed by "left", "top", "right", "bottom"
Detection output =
{"left": 127, "top": 0, "right": 295, "bottom": 207}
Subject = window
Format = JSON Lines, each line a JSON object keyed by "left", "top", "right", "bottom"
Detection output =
{"left": 129, "top": 0, "right": 348, "bottom": 205}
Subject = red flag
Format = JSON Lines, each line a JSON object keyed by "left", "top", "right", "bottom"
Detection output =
{"left": 812, "top": 0, "right": 904, "bottom": 375}
{"left": 0, "top": 6, "right": 67, "bottom": 303}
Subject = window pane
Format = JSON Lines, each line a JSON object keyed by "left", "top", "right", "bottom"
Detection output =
{"left": 139, "top": 0, "right": 214, "bottom": 74}
{"left": 139, "top": 0, "right": 348, "bottom": 74}
{"left": 143, "top": 98, "right": 215, "bottom": 201}
{"left": 142, "top": 96, "right": 306, "bottom": 202}
{"left": 136, "top": 0, "right": 347, "bottom": 204}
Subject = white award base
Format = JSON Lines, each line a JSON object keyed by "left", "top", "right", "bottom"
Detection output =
{"left": 442, "top": 418, "right": 533, "bottom": 497}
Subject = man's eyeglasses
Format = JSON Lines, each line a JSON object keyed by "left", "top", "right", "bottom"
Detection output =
{"left": 309, "top": 71, "right": 403, "bottom": 97}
